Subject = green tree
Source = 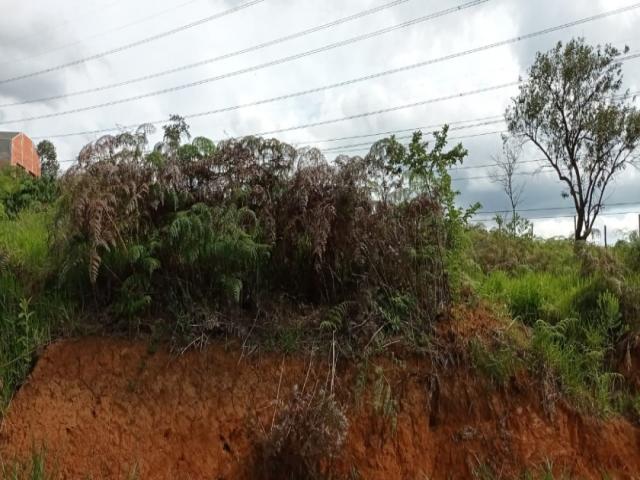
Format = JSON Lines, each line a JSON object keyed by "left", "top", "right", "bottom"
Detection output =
{"left": 191, "top": 136, "right": 216, "bottom": 157}
{"left": 162, "top": 115, "right": 191, "bottom": 157}
{"left": 36, "top": 140, "right": 59, "bottom": 179}
{"left": 374, "top": 126, "right": 480, "bottom": 249}
{"left": 506, "top": 39, "right": 640, "bottom": 241}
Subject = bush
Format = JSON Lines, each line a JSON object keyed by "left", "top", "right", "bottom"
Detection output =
{"left": 615, "top": 232, "right": 640, "bottom": 273}
{"left": 468, "top": 227, "right": 575, "bottom": 276}
{"left": 480, "top": 271, "right": 577, "bottom": 325}
{"left": 53, "top": 124, "right": 475, "bottom": 346}
{"left": 258, "top": 387, "right": 348, "bottom": 479}
{"left": 0, "top": 275, "right": 50, "bottom": 411}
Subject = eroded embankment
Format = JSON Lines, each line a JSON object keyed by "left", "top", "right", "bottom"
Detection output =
{"left": 1, "top": 329, "right": 640, "bottom": 479}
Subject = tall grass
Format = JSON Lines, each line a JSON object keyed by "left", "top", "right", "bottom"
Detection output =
{"left": 0, "top": 209, "right": 53, "bottom": 290}
{"left": 479, "top": 271, "right": 579, "bottom": 325}
{"left": 0, "top": 208, "right": 57, "bottom": 411}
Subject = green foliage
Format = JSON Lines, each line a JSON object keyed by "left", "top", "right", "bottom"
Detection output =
{"left": 493, "top": 212, "right": 532, "bottom": 238}
{"left": 0, "top": 168, "right": 66, "bottom": 412}
{"left": 0, "top": 209, "right": 53, "bottom": 280}
{"left": 614, "top": 232, "right": 640, "bottom": 273}
{"left": 473, "top": 461, "right": 566, "bottom": 480}
{"left": 52, "top": 122, "right": 476, "bottom": 349}
{"left": 0, "top": 449, "right": 54, "bottom": 480}
{"left": 531, "top": 314, "right": 622, "bottom": 415}
{"left": 36, "top": 140, "right": 59, "bottom": 179}
{"left": 320, "top": 301, "right": 352, "bottom": 332}
{"left": 371, "top": 366, "right": 398, "bottom": 433}
{"left": 0, "top": 167, "right": 58, "bottom": 219}
{"left": 468, "top": 227, "right": 576, "bottom": 276}
{"left": 528, "top": 287, "right": 626, "bottom": 415}
{"left": 470, "top": 337, "right": 521, "bottom": 386}
{"left": 480, "top": 271, "right": 578, "bottom": 325}
{"left": 472, "top": 229, "right": 640, "bottom": 415}
{"left": 0, "top": 286, "right": 50, "bottom": 411}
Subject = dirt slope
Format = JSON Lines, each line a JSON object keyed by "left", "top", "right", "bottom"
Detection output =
{"left": 1, "top": 334, "right": 640, "bottom": 479}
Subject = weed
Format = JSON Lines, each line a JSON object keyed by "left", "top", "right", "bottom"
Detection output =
{"left": 470, "top": 337, "right": 521, "bottom": 387}
{"left": 0, "top": 449, "right": 56, "bottom": 480}
{"left": 258, "top": 386, "right": 348, "bottom": 479}
{"left": 371, "top": 366, "right": 398, "bottom": 434}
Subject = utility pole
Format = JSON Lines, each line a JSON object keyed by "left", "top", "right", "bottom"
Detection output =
{"left": 604, "top": 225, "right": 608, "bottom": 249}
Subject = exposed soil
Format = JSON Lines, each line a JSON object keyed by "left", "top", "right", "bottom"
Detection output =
{"left": 2, "top": 315, "right": 640, "bottom": 479}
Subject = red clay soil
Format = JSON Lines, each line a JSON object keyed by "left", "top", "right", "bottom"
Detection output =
{"left": 1, "top": 333, "right": 640, "bottom": 479}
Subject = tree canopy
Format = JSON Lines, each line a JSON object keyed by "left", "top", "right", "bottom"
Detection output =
{"left": 36, "top": 140, "right": 59, "bottom": 179}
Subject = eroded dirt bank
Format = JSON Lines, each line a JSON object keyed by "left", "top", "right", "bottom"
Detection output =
{"left": 1, "top": 335, "right": 640, "bottom": 479}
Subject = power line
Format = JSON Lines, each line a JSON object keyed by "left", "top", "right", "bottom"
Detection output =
{"left": 6, "top": 6, "right": 640, "bottom": 131}
{"left": 38, "top": 81, "right": 640, "bottom": 155}
{"left": 0, "top": 0, "right": 413, "bottom": 107}
{"left": 0, "top": 0, "right": 266, "bottom": 85}
{"left": 329, "top": 129, "right": 512, "bottom": 156}
{"left": 311, "top": 77, "right": 640, "bottom": 151}
{"left": 0, "top": 0, "right": 489, "bottom": 123}
{"left": 0, "top": 0, "right": 204, "bottom": 69}
{"left": 6, "top": 0, "right": 637, "bottom": 110}
{"left": 476, "top": 201, "right": 640, "bottom": 216}
{"left": 245, "top": 82, "right": 521, "bottom": 138}
{"left": 472, "top": 209, "right": 640, "bottom": 222}
{"left": 451, "top": 165, "right": 555, "bottom": 182}
{"left": 18, "top": 6, "right": 639, "bottom": 134}
{"left": 36, "top": 81, "right": 640, "bottom": 147}
{"left": 321, "top": 123, "right": 506, "bottom": 152}
{"left": 291, "top": 115, "right": 505, "bottom": 145}
{"left": 322, "top": 87, "right": 640, "bottom": 155}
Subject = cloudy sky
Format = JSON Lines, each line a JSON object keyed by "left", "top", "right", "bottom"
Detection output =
{"left": 0, "top": 0, "right": 639, "bottom": 241}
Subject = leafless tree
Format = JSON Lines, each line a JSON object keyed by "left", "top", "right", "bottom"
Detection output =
{"left": 490, "top": 135, "right": 531, "bottom": 236}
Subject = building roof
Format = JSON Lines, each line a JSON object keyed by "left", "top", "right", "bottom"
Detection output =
{"left": 0, "top": 132, "right": 19, "bottom": 141}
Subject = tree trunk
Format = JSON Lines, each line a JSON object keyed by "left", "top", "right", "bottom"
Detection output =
{"left": 574, "top": 209, "right": 588, "bottom": 241}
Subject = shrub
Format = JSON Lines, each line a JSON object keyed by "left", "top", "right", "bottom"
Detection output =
{"left": 615, "top": 232, "right": 640, "bottom": 273}
{"left": 54, "top": 123, "right": 475, "bottom": 346}
{"left": 0, "top": 285, "right": 49, "bottom": 411}
{"left": 470, "top": 337, "right": 521, "bottom": 386}
{"left": 480, "top": 271, "right": 577, "bottom": 325}
{"left": 258, "top": 387, "right": 348, "bottom": 479}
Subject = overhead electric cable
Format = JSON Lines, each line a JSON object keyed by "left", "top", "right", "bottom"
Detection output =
{"left": 0, "top": 0, "right": 204, "bottom": 69}
{"left": 35, "top": 84, "right": 640, "bottom": 146}
{"left": 0, "top": 0, "right": 413, "bottom": 107}
{"left": 0, "top": 0, "right": 489, "bottom": 122}
{"left": 6, "top": 0, "right": 637, "bottom": 108}
{"left": 4, "top": 3, "right": 638, "bottom": 123}
{"left": 0, "top": 0, "right": 266, "bottom": 85}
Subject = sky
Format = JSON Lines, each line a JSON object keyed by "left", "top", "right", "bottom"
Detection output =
{"left": 0, "top": 0, "right": 639, "bottom": 241}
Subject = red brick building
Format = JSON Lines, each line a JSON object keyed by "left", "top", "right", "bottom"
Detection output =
{"left": 0, "top": 132, "right": 41, "bottom": 177}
